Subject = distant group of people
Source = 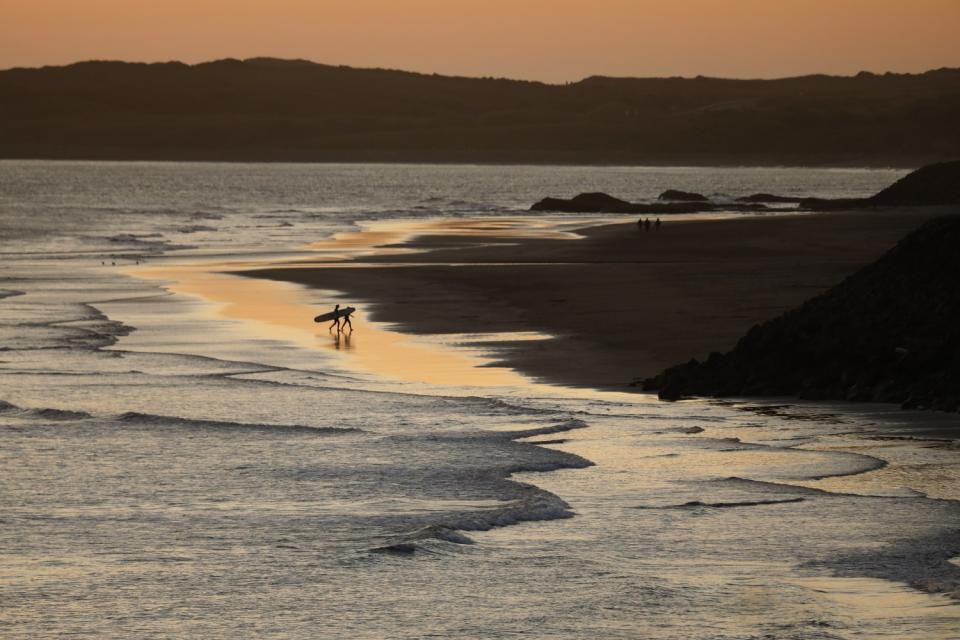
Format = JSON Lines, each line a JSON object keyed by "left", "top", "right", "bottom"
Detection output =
{"left": 638, "top": 217, "right": 662, "bottom": 232}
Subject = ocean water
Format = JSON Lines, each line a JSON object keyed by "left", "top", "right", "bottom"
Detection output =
{"left": 1, "top": 161, "right": 958, "bottom": 639}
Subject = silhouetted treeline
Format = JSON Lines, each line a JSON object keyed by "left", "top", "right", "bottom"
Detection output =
{"left": 2, "top": 58, "right": 959, "bottom": 165}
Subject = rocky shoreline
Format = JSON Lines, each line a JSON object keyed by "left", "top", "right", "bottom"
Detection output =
{"left": 643, "top": 215, "right": 960, "bottom": 412}
{"left": 531, "top": 160, "right": 960, "bottom": 215}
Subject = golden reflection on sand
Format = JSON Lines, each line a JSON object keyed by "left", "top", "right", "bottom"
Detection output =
{"left": 127, "top": 216, "right": 595, "bottom": 388}
{"left": 790, "top": 576, "right": 960, "bottom": 634}
{"left": 304, "top": 217, "right": 587, "bottom": 261}
{"left": 133, "top": 262, "right": 538, "bottom": 388}
{"left": 792, "top": 440, "right": 960, "bottom": 501}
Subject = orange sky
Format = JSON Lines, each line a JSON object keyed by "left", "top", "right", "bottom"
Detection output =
{"left": 3, "top": 0, "right": 958, "bottom": 81}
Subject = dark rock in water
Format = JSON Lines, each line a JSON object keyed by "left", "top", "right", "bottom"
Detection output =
{"left": 869, "top": 160, "right": 960, "bottom": 206}
{"left": 530, "top": 192, "right": 634, "bottom": 213}
{"left": 736, "top": 193, "right": 806, "bottom": 204}
{"left": 533, "top": 161, "right": 960, "bottom": 216}
{"left": 530, "top": 192, "right": 768, "bottom": 214}
{"left": 644, "top": 216, "right": 960, "bottom": 414}
{"left": 658, "top": 189, "right": 709, "bottom": 202}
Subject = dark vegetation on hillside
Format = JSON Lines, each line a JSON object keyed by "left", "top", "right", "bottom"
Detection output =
{"left": 2, "top": 58, "right": 959, "bottom": 165}
{"left": 644, "top": 215, "right": 960, "bottom": 412}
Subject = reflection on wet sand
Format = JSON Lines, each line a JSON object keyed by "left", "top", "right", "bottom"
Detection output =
{"left": 121, "top": 213, "right": 960, "bottom": 633}
{"left": 132, "top": 262, "right": 545, "bottom": 388}
{"left": 129, "top": 216, "right": 596, "bottom": 388}
{"left": 303, "top": 216, "right": 598, "bottom": 261}
{"left": 330, "top": 327, "right": 353, "bottom": 351}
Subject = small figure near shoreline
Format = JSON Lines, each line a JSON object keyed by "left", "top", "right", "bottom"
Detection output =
{"left": 330, "top": 304, "right": 342, "bottom": 332}
{"left": 313, "top": 304, "right": 357, "bottom": 333}
{"left": 655, "top": 217, "right": 662, "bottom": 231}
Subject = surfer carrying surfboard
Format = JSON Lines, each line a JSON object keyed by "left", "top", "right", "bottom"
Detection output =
{"left": 331, "top": 304, "right": 342, "bottom": 331}
{"left": 314, "top": 304, "right": 356, "bottom": 333}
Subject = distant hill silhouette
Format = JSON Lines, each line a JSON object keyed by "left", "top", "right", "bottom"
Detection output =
{"left": 2, "top": 58, "right": 960, "bottom": 165}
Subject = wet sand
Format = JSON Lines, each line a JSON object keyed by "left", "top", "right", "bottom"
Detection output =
{"left": 247, "top": 207, "right": 955, "bottom": 391}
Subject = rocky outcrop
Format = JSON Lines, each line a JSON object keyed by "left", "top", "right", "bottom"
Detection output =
{"left": 746, "top": 160, "right": 960, "bottom": 210}
{"left": 530, "top": 192, "right": 767, "bottom": 214}
{"left": 531, "top": 160, "right": 960, "bottom": 215}
{"left": 658, "top": 189, "right": 708, "bottom": 202}
{"left": 530, "top": 192, "right": 637, "bottom": 213}
{"left": 644, "top": 216, "right": 960, "bottom": 412}
{"left": 736, "top": 193, "right": 806, "bottom": 204}
{"left": 869, "top": 160, "right": 960, "bottom": 206}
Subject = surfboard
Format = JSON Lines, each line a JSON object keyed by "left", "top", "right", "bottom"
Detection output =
{"left": 313, "top": 307, "right": 356, "bottom": 323}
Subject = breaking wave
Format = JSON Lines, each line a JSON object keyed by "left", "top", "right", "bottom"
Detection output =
{"left": 0, "top": 400, "right": 94, "bottom": 421}
{"left": 115, "top": 411, "right": 359, "bottom": 435}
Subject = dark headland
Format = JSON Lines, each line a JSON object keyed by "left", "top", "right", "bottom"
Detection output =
{"left": 532, "top": 160, "right": 960, "bottom": 214}
{"left": 2, "top": 58, "right": 960, "bottom": 165}
{"left": 645, "top": 215, "right": 960, "bottom": 412}
{"left": 640, "top": 161, "right": 960, "bottom": 411}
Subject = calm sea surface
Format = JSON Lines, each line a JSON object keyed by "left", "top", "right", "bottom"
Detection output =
{"left": 1, "top": 161, "right": 958, "bottom": 639}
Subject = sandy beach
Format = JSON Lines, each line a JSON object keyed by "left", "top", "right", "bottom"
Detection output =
{"left": 248, "top": 206, "right": 956, "bottom": 391}
{"left": 6, "top": 161, "right": 960, "bottom": 638}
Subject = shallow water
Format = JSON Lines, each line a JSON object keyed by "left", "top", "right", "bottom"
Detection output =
{"left": 1, "top": 161, "right": 958, "bottom": 638}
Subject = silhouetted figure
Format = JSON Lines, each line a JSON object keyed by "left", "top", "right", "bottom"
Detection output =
{"left": 644, "top": 218, "right": 651, "bottom": 232}
{"left": 655, "top": 218, "right": 662, "bottom": 231}
{"left": 637, "top": 218, "right": 643, "bottom": 231}
{"left": 330, "top": 304, "right": 342, "bottom": 332}
{"left": 341, "top": 310, "right": 353, "bottom": 332}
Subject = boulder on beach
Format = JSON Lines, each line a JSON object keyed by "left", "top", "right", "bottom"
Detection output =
{"left": 643, "top": 215, "right": 960, "bottom": 413}
{"left": 658, "top": 189, "right": 709, "bottom": 202}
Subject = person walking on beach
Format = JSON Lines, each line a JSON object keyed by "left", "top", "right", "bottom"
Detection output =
{"left": 330, "top": 304, "right": 342, "bottom": 332}
{"left": 341, "top": 309, "right": 353, "bottom": 332}
{"left": 655, "top": 217, "right": 662, "bottom": 231}
{"left": 644, "top": 218, "right": 652, "bottom": 232}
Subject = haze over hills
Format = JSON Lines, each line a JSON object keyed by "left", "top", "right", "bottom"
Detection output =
{"left": 2, "top": 58, "right": 959, "bottom": 165}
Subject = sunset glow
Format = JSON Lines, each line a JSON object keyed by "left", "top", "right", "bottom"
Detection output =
{"left": 3, "top": 0, "right": 958, "bottom": 80}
